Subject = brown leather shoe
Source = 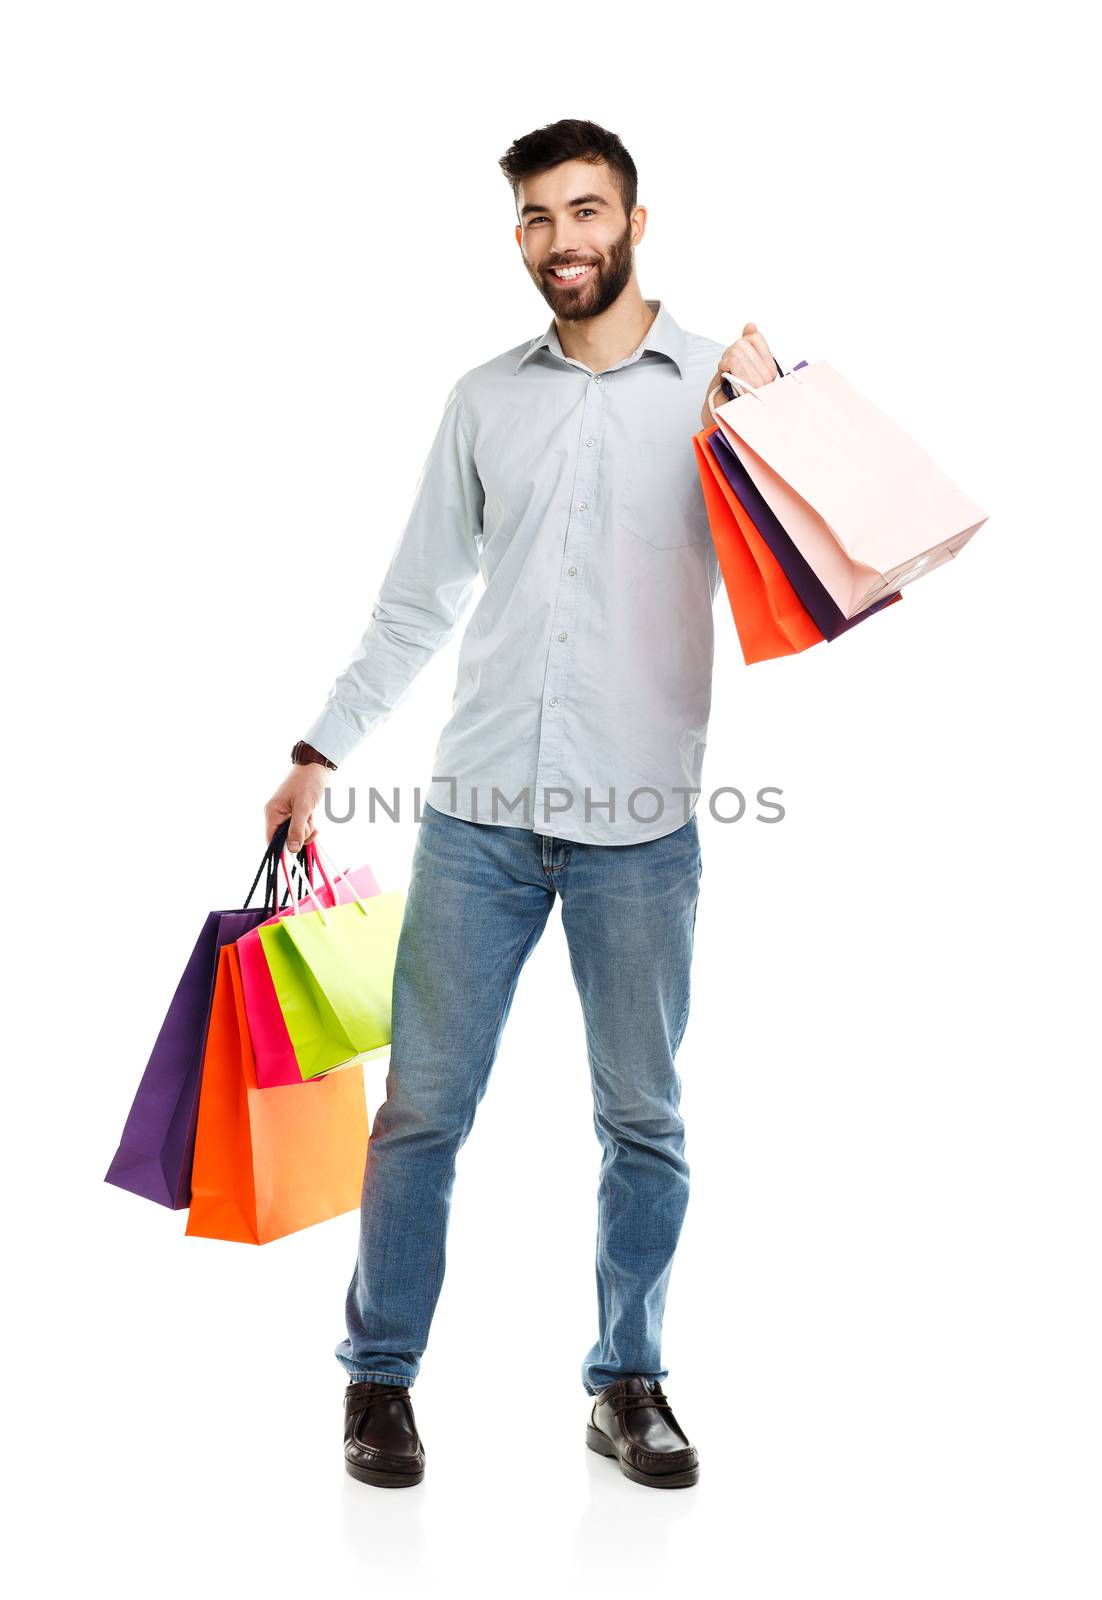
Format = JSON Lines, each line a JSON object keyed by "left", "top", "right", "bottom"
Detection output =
{"left": 344, "top": 1380, "right": 425, "bottom": 1487}
{"left": 586, "top": 1376, "right": 700, "bottom": 1488}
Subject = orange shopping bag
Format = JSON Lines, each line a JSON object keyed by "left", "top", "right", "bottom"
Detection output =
{"left": 692, "top": 423, "right": 824, "bottom": 664}
{"left": 186, "top": 944, "right": 369, "bottom": 1244}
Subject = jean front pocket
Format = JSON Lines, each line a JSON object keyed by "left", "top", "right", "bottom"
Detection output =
{"left": 618, "top": 440, "right": 713, "bottom": 549}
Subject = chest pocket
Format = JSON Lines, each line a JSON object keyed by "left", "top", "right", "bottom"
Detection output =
{"left": 618, "top": 440, "right": 713, "bottom": 549}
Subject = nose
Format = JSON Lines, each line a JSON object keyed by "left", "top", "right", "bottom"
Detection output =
{"left": 550, "top": 227, "right": 586, "bottom": 260}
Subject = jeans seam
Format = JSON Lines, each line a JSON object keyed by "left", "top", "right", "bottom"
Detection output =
{"left": 675, "top": 873, "right": 701, "bottom": 1045}
{"left": 423, "top": 901, "right": 551, "bottom": 1315}
{"left": 564, "top": 936, "right": 617, "bottom": 1388}
{"left": 542, "top": 843, "right": 570, "bottom": 889}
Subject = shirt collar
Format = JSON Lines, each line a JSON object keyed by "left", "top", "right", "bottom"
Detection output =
{"left": 514, "top": 297, "right": 687, "bottom": 378}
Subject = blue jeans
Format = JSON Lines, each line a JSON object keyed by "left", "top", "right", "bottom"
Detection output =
{"left": 334, "top": 801, "right": 703, "bottom": 1396}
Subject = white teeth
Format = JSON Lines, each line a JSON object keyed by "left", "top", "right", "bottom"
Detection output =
{"left": 553, "top": 264, "right": 591, "bottom": 279}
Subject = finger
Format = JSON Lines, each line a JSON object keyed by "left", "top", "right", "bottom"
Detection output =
{"left": 742, "top": 321, "right": 758, "bottom": 337}
{"left": 744, "top": 329, "right": 774, "bottom": 370}
{"left": 741, "top": 345, "right": 773, "bottom": 385}
{"left": 287, "top": 806, "right": 313, "bottom": 855}
{"left": 721, "top": 332, "right": 769, "bottom": 375}
{"left": 265, "top": 804, "right": 290, "bottom": 845}
{"left": 723, "top": 345, "right": 772, "bottom": 389}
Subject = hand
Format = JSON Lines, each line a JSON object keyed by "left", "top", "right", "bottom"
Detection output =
{"left": 264, "top": 764, "right": 328, "bottom": 855}
{"left": 700, "top": 322, "right": 778, "bottom": 428}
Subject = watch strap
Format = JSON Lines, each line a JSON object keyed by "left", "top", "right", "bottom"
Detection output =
{"left": 290, "top": 739, "right": 338, "bottom": 771}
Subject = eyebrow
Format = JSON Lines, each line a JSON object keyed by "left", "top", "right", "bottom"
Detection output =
{"left": 519, "top": 193, "right": 610, "bottom": 218}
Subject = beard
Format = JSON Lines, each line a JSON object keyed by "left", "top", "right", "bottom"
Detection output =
{"left": 531, "top": 218, "right": 636, "bottom": 321}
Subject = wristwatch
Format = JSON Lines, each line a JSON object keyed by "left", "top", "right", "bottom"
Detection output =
{"left": 290, "top": 739, "right": 338, "bottom": 771}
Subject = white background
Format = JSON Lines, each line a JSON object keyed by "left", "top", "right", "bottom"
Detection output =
{"left": 4, "top": 2, "right": 1099, "bottom": 1595}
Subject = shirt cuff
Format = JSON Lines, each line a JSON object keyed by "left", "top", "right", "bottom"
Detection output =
{"left": 298, "top": 706, "right": 367, "bottom": 768}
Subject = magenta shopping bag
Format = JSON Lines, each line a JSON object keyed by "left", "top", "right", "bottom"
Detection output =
{"left": 237, "top": 845, "right": 382, "bottom": 1088}
{"left": 103, "top": 824, "right": 304, "bottom": 1209}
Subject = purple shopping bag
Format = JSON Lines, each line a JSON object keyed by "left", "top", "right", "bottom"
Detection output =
{"left": 713, "top": 363, "right": 900, "bottom": 640}
{"left": 104, "top": 824, "right": 308, "bottom": 1209}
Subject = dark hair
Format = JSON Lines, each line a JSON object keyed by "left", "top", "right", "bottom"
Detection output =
{"left": 498, "top": 118, "right": 638, "bottom": 220}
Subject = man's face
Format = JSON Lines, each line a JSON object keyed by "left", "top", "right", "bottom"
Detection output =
{"left": 515, "top": 158, "right": 641, "bottom": 321}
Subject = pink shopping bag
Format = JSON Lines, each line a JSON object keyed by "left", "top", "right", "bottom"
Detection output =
{"left": 237, "top": 843, "right": 381, "bottom": 1087}
{"left": 711, "top": 361, "right": 988, "bottom": 618}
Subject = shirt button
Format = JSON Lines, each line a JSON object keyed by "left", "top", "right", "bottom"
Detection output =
{"left": 585, "top": 438, "right": 594, "bottom": 447}
{"left": 593, "top": 374, "right": 602, "bottom": 384}
{"left": 558, "top": 631, "right": 567, "bottom": 642}
{"left": 578, "top": 501, "right": 587, "bottom": 511}
{"left": 548, "top": 696, "right": 558, "bottom": 706}
{"left": 567, "top": 566, "right": 577, "bottom": 576}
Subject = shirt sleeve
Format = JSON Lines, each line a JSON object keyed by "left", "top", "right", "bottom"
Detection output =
{"left": 301, "top": 383, "right": 484, "bottom": 765}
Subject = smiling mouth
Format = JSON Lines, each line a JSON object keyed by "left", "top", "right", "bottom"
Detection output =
{"left": 548, "top": 263, "right": 596, "bottom": 287}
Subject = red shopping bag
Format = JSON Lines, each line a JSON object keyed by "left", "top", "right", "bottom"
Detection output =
{"left": 693, "top": 424, "right": 824, "bottom": 663}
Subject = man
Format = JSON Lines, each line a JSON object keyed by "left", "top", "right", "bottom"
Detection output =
{"left": 265, "top": 118, "right": 780, "bottom": 1491}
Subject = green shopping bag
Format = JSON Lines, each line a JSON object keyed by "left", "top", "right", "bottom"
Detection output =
{"left": 258, "top": 847, "right": 406, "bottom": 1081}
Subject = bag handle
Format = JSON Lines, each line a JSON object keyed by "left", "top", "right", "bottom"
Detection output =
{"left": 243, "top": 820, "right": 311, "bottom": 913}
{"left": 274, "top": 840, "right": 330, "bottom": 907}
{"left": 305, "top": 838, "right": 339, "bottom": 905}
{"left": 279, "top": 834, "right": 372, "bottom": 927}
{"left": 275, "top": 847, "right": 305, "bottom": 912}
{"left": 312, "top": 835, "right": 371, "bottom": 918}
{"left": 708, "top": 358, "right": 807, "bottom": 420}
{"left": 722, "top": 370, "right": 765, "bottom": 400}
{"left": 280, "top": 846, "right": 332, "bottom": 924}
{"left": 243, "top": 822, "right": 286, "bottom": 911}
{"left": 706, "top": 369, "right": 768, "bottom": 422}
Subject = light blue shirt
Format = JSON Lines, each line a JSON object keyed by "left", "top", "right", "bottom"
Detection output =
{"left": 304, "top": 298, "right": 728, "bottom": 846}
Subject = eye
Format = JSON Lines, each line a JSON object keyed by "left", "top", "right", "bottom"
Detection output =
{"left": 526, "top": 209, "right": 598, "bottom": 227}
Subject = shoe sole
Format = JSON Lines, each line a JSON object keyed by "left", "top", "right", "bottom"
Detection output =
{"left": 345, "top": 1457, "right": 425, "bottom": 1488}
{"left": 586, "top": 1423, "right": 699, "bottom": 1488}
